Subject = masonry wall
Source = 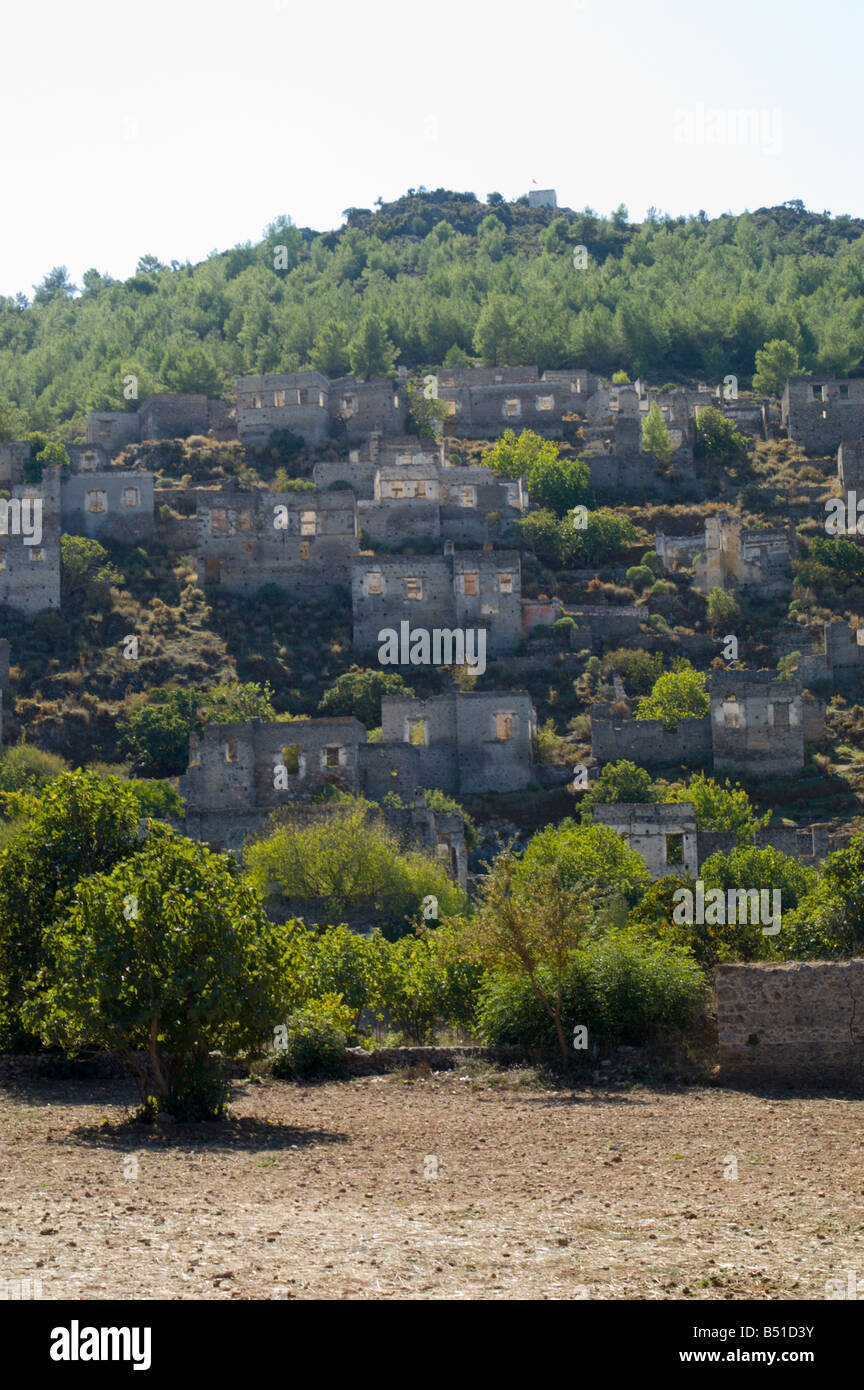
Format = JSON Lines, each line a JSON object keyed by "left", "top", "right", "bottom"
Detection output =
{"left": 0, "top": 467, "right": 61, "bottom": 614}
{"left": 379, "top": 691, "right": 535, "bottom": 795}
{"left": 179, "top": 718, "right": 367, "bottom": 812}
{"left": 61, "top": 471, "right": 154, "bottom": 541}
{"left": 709, "top": 673, "right": 804, "bottom": 775}
{"left": 351, "top": 549, "right": 523, "bottom": 655}
{"left": 782, "top": 376, "right": 864, "bottom": 451}
{"left": 197, "top": 488, "right": 358, "bottom": 597}
{"left": 591, "top": 706, "right": 712, "bottom": 769}
{"left": 716, "top": 959, "right": 864, "bottom": 1082}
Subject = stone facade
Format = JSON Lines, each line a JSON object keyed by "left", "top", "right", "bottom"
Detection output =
{"left": 782, "top": 375, "right": 864, "bottom": 452}
{"left": 0, "top": 466, "right": 61, "bottom": 614}
{"left": 593, "top": 802, "right": 699, "bottom": 879}
{"left": 708, "top": 672, "right": 805, "bottom": 775}
{"left": 378, "top": 690, "right": 535, "bottom": 796}
{"left": 716, "top": 960, "right": 864, "bottom": 1083}
{"left": 351, "top": 547, "right": 523, "bottom": 655}
{"left": 196, "top": 487, "right": 358, "bottom": 596}
{"left": 86, "top": 394, "right": 231, "bottom": 458}
{"left": 656, "top": 515, "right": 792, "bottom": 595}
{"left": 590, "top": 705, "right": 713, "bottom": 770}
{"left": 355, "top": 463, "right": 526, "bottom": 547}
{"left": 236, "top": 372, "right": 406, "bottom": 449}
{"left": 61, "top": 470, "right": 154, "bottom": 541}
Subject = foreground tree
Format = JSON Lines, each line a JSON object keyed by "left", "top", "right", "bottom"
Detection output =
{"left": 460, "top": 849, "right": 593, "bottom": 1067}
{"left": 0, "top": 770, "right": 141, "bottom": 1046}
{"left": 24, "top": 825, "right": 286, "bottom": 1119}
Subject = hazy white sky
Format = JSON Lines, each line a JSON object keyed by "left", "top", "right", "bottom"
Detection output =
{"left": 1, "top": 0, "right": 862, "bottom": 298}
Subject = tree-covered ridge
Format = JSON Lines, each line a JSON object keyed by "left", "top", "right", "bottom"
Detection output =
{"left": 3, "top": 193, "right": 864, "bottom": 435}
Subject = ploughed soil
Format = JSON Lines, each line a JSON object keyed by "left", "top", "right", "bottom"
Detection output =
{"left": 2, "top": 1069, "right": 863, "bottom": 1300}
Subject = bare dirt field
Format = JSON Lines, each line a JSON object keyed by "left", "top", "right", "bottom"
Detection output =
{"left": 2, "top": 1068, "right": 864, "bottom": 1301}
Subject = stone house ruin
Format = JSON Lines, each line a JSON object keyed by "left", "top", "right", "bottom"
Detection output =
{"left": 591, "top": 671, "right": 822, "bottom": 776}
{"left": 782, "top": 376, "right": 864, "bottom": 452}
{"left": 196, "top": 487, "right": 358, "bottom": 596}
{"left": 61, "top": 467, "right": 154, "bottom": 542}
{"left": 86, "top": 394, "right": 232, "bottom": 459}
{"left": 594, "top": 800, "right": 842, "bottom": 879}
{"left": 177, "top": 689, "right": 536, "bottom": 869}
{"left": 0, "top": 466, "right": 61, "bottom": 614}
{"left": 236, "top": 372, "right": 406, "bottom": 449}
{"left": 593, "top": 802, "right": 699, "bottom": 879}
{"left": 655, "top": 515, "right": 792, "bottom": 594}
{"left": 351, "top": 546, "right": 523, "bottom": 655}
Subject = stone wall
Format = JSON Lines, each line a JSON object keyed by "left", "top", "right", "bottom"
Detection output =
{"left": 61, "top": 470, "right": 154, "bottom": 541}
{"left": 591, "top": 705, "right": 712, "bottom": 769}
{"left": 716, "top": 959, "right": 864, "bottom": 1083}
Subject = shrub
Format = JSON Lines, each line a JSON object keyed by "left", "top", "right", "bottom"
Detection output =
{"left": 476, "top": 931, "right": 706, "bottom": 1051}
{"left": 271, "top": 1002, "right": 349, "bottom": 1081}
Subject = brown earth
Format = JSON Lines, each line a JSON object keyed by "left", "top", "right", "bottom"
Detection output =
{"left": 2, "top": 1069, "right": 863, "bottom": 1301}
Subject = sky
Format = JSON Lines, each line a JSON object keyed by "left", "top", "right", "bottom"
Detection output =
{"left": 1, "top": 0, "right": 862, "bottom": 299}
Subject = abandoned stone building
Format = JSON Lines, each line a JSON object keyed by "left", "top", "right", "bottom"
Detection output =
{"left": 782, "top": 375, "right": 864, "bottom": 452}
{"left": 591, "top": 670, "right": 822, "bottom": 776}
{"left": 655, "top": 515, "right": 792, "bottom": 594}
{"left": 195, "top": 486, "right": 358, "bottom": 596}
{"left": 0, "top": 466, "right": 61, "bottom": 614}
{"left": 594, "top": 800, "right": 842, "bottom": 879}
{"left": 86, "top": 394, "right": 232, "bottom": 458}
{"left": 236, "top": 372, "right": 406, "bottom": 449}
{"left": 355, "top": 464, "right": 527, "bottom": 546}
{"left": 792, "top": 619, "right": 864, "bottom": 688}
{"left": 351, "top": 546, "right": 524, "bottom": 655}
{"left": 437, "top": 373, "right": 582, "bottom": 440}
{"left": 60, "top": 468, "right": 154, "bottom": 542}
{"left": 837, "top": 437, "right": 864, "bottom": 492}
{"left": 177, "top": 689, "right": 536, "bottom": 868}
{"left": 593, "top": 802, "right": 699, "bottom": 880}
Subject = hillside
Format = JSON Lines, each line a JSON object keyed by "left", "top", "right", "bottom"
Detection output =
{"left": 4, "top": 193, "right": 864, "bottom": 437}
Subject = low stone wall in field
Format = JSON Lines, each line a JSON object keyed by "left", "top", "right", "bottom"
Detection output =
{"left": 716, "top": 959, "right": 864, "bottom": 1083}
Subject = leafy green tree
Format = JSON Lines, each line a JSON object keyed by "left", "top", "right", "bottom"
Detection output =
{"left": 525, "top": 452, "right": 593, "bottom": 516}
{"left": 694, "top": 405, "right": 748, "bottom": 460}
{"left": 753, "top": 339, "right": 799, "bottom": 396}
{"left": 0, "top": 770, "right": 141, "bottom": 1046}
{"left": 583, "top": 760, "right": 657, "bottom": 811}
{"left": 32, "top": 266, "right": 78, "bottom": 304}
{"left": 24, "top": 824, "right": 285, "bottom": 1118}
{"left": 0, "top": 398, "right": 28, "bottom": 442}
{"left": 348, "top": 315, "right": 396, "bottom": 379}
{"left": 25, "top": 433, "right": 70, "bottom": 482}
{"left": 472, "top": 295, "right": 523, "bottom": 365}
{"left": 159, "top": 339, "right": 222, "bottom": 397}
{"left": 636, "top": 665, "right": 709, "bottom": 728}
{"left": 60, "top": 535, "right": 123, "bottom": 603}
{"left": 641, "top": 401, "right": 674, "bottom": 464}
{"left": 405, "top": 377, "right": 448, "bottom": 439}
{"left": 482, "top": 428, "right": 556, "bottom": 480}
{"left": 119, "top": 682, "right": 277, "bottom": 777}
{"left": 309, "top": 319, "right": 351, "bottom": 377}
{"left": 600, "top": 648, "right": 664, "bottom": 695}
{"left": 517, "top": 819, "right": 652, "bottom": 907}
{"left": 706, "top": 587, "right": 740, "bottom": 627}
{"left": 612, "top": 370, "right": 631, "bottom": 384}
{"left": 661, "top": 772, "right": 767, "bottom": 844}
{"left": 318, "top": 667, "right": 413, "bottom": 728}
{"left": 244, "top": 798, "right": 466, "bottom": 926}
{"left": 459, "top": 847, "right": 595, "bottom": 1065}
{"left": 0, "top": 742, "right": 67, "bottom": 795}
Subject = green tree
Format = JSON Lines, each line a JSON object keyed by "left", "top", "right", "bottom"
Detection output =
{"left": 517, "top": 819, "right": 652, "bottom": 907}
{"left": 583, "top": 760, "right": 657, "bottom": 811}
{"left": 482, "top": 428, "right": 556, "bottom": 480}
{"left": 694, "top": 405, "right": 748, "bottom": 460}
{"left": 309, "top": 319, "right": 351, "bottom": 377}
{"left": 641, "top": 401, "right": 674, "bottom": 464}
{"left": 318, "top": 667, "right": 413, "bottom": 728}
{"left": 472, "top": 295, "right": 523, "bottom": 365}
{"left": 459, "top": 848, "right": 595, "bottom": 1066}
{"left": 636, "top": 665, "right": 709, "bottom": 728}
{"left": 0, "top": 770, "right": 141, "bottom": 1046}
{"left": 0, "top": 398, "right": 28, "bottom": 442}
{"left": 348, "top": 315, "right": 396, "bottom": 379}
{"left": 32, "top": 266, "right": 78, "bottom": 304}
{"left": 705, "top": 587, "right": 740, "bottom": 627}
{"left": 24, "top": 824, "right": 285, "bottom": 1118}
{"left": 60, "top": 535, "right": 123, "bottom": 603}
{"left": 525, "top": 452, "right": 593, "bottom": 516}
{"left": 753, "top": 339, "right": 799, "bottom": 397}
{"left": 661, "top": 772, "right": 767, "bottom": 844}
